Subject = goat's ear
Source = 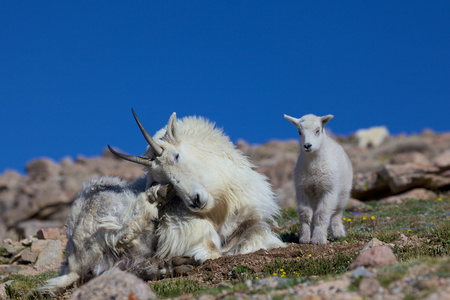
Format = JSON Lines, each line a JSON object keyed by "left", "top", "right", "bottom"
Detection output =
{"left": 284, "top": 114, "right": 300, "bottom": 127}
{"left": 166, "top": 112, "right": 179, "bottom": 142}
{"left": 321, "top": 115, "right": 334, "bottom": 127}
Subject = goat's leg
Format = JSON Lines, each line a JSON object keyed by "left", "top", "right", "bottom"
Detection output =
{"left": 297, "top": 191, "right": 313, "bottom": 244}
{"left": 222, "top": 218, "right": 286, "bottom": 255}
{"left": 330, "top": 209, "right": 346, "bottom": 239}
{"left": 310, "top": 194, "right": 334, "bottom": 245}
{"left": 156, "top": 218, "right": 222, "bottom": 263}
{"left": 131, "top": 256, "right": 199, "bottom": 280}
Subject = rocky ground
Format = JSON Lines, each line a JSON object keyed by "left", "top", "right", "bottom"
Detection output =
{"left": 0, "top": 129, "right": 449, "bottom": 299}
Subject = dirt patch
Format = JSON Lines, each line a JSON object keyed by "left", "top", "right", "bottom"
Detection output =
{"left": 181, "top": 241, "right": 366, "bottom": 285}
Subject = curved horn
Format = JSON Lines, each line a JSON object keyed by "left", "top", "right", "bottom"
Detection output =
{"left": 131, "top": 108, "right": 163, "bottom": 156}
{"left": 108, "top": 145, "right": 152, "bottom": 167}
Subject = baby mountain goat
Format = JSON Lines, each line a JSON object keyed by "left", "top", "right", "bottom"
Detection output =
{"left": 284, "top": 114, "right": 353, "bottom": 245}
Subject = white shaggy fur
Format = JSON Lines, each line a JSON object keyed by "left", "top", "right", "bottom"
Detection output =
{"left": 354, "top": 126, "right": 389, "bottom": 148}
{"left": 284, "top": 114, "right": 353, "bottom": 245}
{"left": 40, "top": 111, "right": 285, "bottom": 294}
{"left": 142, "top": 113, "right": 285, "bottom": 262}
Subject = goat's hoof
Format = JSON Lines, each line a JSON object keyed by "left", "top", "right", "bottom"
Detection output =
{"left": 174, "top": 265, "right": 194, "bottom": 275}
{"left": 172, "top": 256, "right": 192, "bottom": 265}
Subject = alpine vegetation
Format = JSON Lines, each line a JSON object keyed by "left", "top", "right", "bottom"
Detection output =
{"left": 284, "top": 113, "right": 353, "bottom": 245}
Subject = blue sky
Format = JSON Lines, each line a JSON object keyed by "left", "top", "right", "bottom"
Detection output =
{"left": 1, "top": 1, "right": 449, "bottom": 174}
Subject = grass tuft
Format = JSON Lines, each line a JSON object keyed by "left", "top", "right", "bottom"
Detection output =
{"left": 150, "top": 278, "right": 207, "bottom": 298}
{"left": 263, "top": 253, "right": 356, "bottom": 278}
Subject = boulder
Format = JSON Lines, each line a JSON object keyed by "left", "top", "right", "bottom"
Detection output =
{"left": 34, "top": 240, "right": 64, "bottom": 267}
{"left": 16, "top": 220, "right": 64, "bottom": 240}
{"left": 349, "top": 246, "right": 398, "bottom": 270}
{"left": 380, "top": 163, "right": 439, "bottom": 194}
{"left": 379, "top": 188, "right": 437, "bottom": 204}
{"left": 390, "top": 151, "right": 430, "bottom": 165}
{"left": 26, "top": 158, "right": 60, "bottom": 181}
{"left": 434, "top": 150, "right": 450, "bottom": 170}
{"left": 37, "top": 228, "right": 62, "bottom": 240}
{"left": 69, "top": 271, "right": 156, "bottom": 300}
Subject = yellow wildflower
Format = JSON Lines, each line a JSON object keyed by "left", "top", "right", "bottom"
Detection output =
{"left": 371, "top": 216, "right": 375, "bottom": 220}
{"left": 362, "top": 216, "right": 367, "bottom": 221}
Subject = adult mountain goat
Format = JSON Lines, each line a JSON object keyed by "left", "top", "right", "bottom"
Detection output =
{"left": 110, "top": 110, "right": 285, "bottom": 262}
{"left": 41, "top": 110, "right": 284, "bottom": 294}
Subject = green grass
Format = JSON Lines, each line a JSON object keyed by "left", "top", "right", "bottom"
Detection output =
{"left": 0, "top": 270, "right": 59, "bottom": 300}
{"left": 342, "top": 197, "right": 450, "bottom": 241}
{"left": 275, "top": 207, "right": 298, "bottom": 226}
{"left": 150, "top": 278, "right": 207, "bottom": 298}
{"left": 228, "top": 265, "right": 255, "bottom": 281}
{"left": 0, "top": 247, "right": 8, "bottom": 255}
{"left": 0, "top": 251, "right": 10, "bottom": 264}
{"left": 263, "top": 252, "right": 357, "bottom": 279}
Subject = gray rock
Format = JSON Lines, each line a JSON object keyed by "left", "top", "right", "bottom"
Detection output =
{"left": 379, "top": 188, "right": 438, "bottom": 204}
{"left": 390, "top": 151, "right": 430, "bottom": 165}
{"left": 3, "top": 239, "right": 25, "bottom": 255}
{"left": 351, "top": 267, "right": 373, "bottom": 278}
{"left": 31, "top": 239, "right": 50, "bottom": 253}
{"left": 35, "top": 240, "right": 64, "bottom": 267}
{"left": 20, "top": 248, "right": 39, "bottom": 263}
{"left": 380, "top": 163, "right": 440, "bottom": 194}
{"left": 16, "top": 219, "right": 64, "bottom": 240}
{"left": 26, "top": 158, "right": 60, "bottom": 181}
{"left": 0, "top": 265, "right": 36, "bottom": 276}
{"left": 69, "top": 271, "right": 156, "bottom": 300}
{"left": 434, "top": 150, "right": 450, "bottom": 170}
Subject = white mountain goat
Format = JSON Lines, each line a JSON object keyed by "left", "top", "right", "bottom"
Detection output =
{"left": 110, "top": 110, "right": 285, "bottom": 261}
{"left": 284, "top": 114, "right": 353, "bottom": 245}
{"left": 354, "top": 126, "right": 389, "bottom": 148}
{"left": 41, "top": 109, "right": 284, "bottom": 294}
{"left": 39, "top": 176, "right": 193, "bottom": 295}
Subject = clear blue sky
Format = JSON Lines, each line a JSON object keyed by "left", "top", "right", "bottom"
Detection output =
{"left": 1, "top": 1, "right": 449, "bottom": 174}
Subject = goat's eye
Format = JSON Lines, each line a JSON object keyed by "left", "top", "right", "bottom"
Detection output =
{"left": 298, "top": 131, "right": 302, "bottom": 136}
{"left": 174, "top": 153, "right": 180, "bottom": 162}
{"left": 316, "top": 129, "right": 320, "bottom": 135}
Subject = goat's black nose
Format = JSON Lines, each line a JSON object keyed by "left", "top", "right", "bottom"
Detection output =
{"left": 304, "top": 143, "right": 312, "bottom": 150}
{"left": 192, "top": 194, "right": 201, "bottom": 208}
